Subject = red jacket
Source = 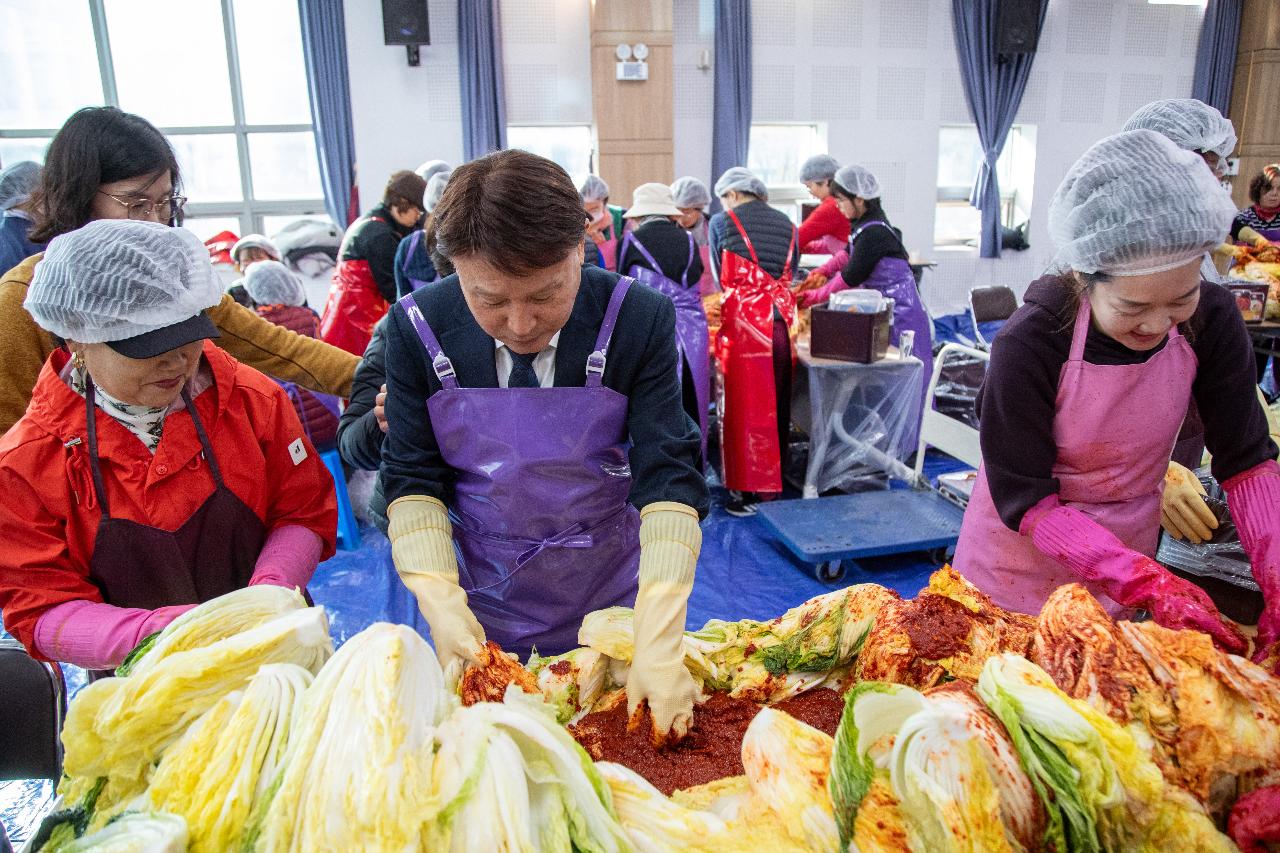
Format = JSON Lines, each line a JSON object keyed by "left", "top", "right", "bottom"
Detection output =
{"left": 798, "top": 195, "right": 851, "bottom": 250}
{"left": 0, "top": 342, "right": 337, "bottom": 652}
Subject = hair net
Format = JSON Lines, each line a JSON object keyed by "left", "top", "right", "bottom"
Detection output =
{"left": 415, "top": 159, "right": 451, "bottom": 182}
{"left": 231, "top": 233, "right": 280, "bottom": 263}
{"left": 424, "top": 170, "right": 451, "bottom": 212}
{"left": 1047, "top": 129, "right": 1237, "bottom": 277}
{"left": 243, "top": 259, "right": 307, "bottom": 306}
{"left": 799, "top": 154, "right": 840, "bottom": 183}
{"left": 26, "top": 220, "right": 222, "bottom": 343}
{"left": 579, "top": 174, "right": 610, "bottom": 202}
{"left": 1122, "top": 99, "right": 1237, "bottom": 164}
{"left": 832, "top": 164, "right": 881, "bottom": 199}
{"left": 0, "top": 161, "right": 40, "bottom": 211}
{"left": 670, "top": 176, "right": 711, "bottom": 208}
{"left": 713, "top": 167, "right": 767, "bottom": 200}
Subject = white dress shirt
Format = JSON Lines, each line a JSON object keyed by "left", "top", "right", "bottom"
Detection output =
{"left": 494, "top": 332, "right": 560, "bottom": 388}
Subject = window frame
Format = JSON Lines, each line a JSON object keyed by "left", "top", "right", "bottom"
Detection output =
{"left": 933, "top": 123, "right": 1035, "bottom": 250}
{"left": 0, "top": 0, "right": 326, "bottom": 235}
{"left": 747, "top": 121, "right": 827, "bottom": 223}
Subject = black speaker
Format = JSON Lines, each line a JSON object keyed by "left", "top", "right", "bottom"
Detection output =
{"left": 996, "top": 0, "right": 1041, "bottom": 55}
{"left": 382, "top": 0, "right": 430, "bottom": 46}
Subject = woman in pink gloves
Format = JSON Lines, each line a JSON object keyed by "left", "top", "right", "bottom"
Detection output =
{"left": 0, "top": 220, "right": 336, "bottom": 673}
{"left": 953, "top": 130, "right": 1280, "bottom": 667}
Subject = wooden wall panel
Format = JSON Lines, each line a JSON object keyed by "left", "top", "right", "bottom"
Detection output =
{"left": 1229, "top": 0, "right": 1280, "bottom": 208}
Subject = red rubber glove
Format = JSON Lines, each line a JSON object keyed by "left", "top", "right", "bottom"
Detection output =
{"left": 1222, "top": 461, "right": 1280, "bottom": 671}
{"left": 1023, "top": 497, "right": 1248, "bottom": 655}
{"left": 1229, "top": 785, "right": 1280, "bottom": 853}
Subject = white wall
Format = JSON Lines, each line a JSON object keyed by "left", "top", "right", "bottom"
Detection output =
{"left": 500, "top": 0, "right": 593, "bottom": 126}
{"left": 344, "top": 0, "right": 464, "bottom": 212}
{"left": 674, "top": 0, "right": 1204, "bottom": 315}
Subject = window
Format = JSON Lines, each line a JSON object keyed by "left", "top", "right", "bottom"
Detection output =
{"left": 507, "top": 126, "right": 595, "bottom": 188}
{"left": 0, "top": 0, "right": 326, "bottom": 238}
{"left": 748, "top": 123, "right": 825, "bottom": 219}
{"left": 934, "top": 124, "right": 1037, "bottom": 249}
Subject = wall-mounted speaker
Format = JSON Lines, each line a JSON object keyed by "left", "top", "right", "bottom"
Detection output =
{"left": 382, "top": 0, "right": 430, "bottom": 46}
{"left": 996, "top": 0, "right": 1041, "bottom": 55}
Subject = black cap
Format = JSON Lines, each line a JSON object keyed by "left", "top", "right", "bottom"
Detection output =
{"left": 105, "top": 313, "right": 220, "bottom": 360}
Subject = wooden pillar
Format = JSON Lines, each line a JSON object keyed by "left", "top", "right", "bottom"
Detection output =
{"left": 589, "top": 0, "right": 674, "bottom": 208}
{"left": 1229, "top": 0, "right": 1280, "bottom": 208}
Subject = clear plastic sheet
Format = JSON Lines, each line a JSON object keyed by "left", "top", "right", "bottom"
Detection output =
{"left": 1156, "top": 469, "right": 1259, "bottom": 591}
{"left": 932, "top": 347, "right": 987, "bottom": 430}
{"left": 791, "top": 344, "right": 925, "bottom": 497}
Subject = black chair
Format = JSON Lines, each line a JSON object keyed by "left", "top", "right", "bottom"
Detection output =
{"left": 0, "top": 638, "right": 66, "bottom": 783}
{"left": 969, "top": 285, "right": 1019, "bottom": 348}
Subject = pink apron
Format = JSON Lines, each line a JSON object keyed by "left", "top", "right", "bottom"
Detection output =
{"left": 593, "top": 220, "right": 619, "bottom": 272}
{"left": 954, "top": 298, "right": 1197, "bottom": 616}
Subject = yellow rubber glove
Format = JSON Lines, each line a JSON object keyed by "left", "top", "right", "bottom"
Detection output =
{"left": 387, "top": 495, "right": 486, "bottom": 671}
{"left": 1238, "top": 226, "right": 1272, "bottom": 248}
{"left": 626, "top": 502, "right": 702, "bottom": 745}
{"left": 1161, "top": 462, "right": 1219, "bottom": 545}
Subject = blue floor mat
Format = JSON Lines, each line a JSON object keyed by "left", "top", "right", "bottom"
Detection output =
{"left": 2, "top": 456, "right": 959, "bottom": 842}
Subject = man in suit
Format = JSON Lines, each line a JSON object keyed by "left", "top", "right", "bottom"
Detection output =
{"left": 381, "top": 150, "right": 708, "bottom": 743}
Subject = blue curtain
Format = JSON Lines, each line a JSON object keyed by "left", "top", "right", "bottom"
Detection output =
{"left": 951, "top": 0, "right": 1047, "bottom": 258}
{"left": 298, "top": 0, "right": 359, "bottom": 227}
{"left": 459, "top": 0, "right": 508, "bottom": 160}
{"left": 710, "top": 0, "right": 751, "bottom": 212}
{"left": 1193, "top": 0, "right": 1241, "bottom": 115}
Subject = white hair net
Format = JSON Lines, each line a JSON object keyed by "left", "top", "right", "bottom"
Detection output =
{"left": 1047, "top": 129, "right": 1237, "bottom": 277}
{"left": 230, "top": 233, "right": 280, "bottom": 264}
{"left": 243, "top": 259, "right": 307, "bottom": 306}
{"left": 670, "top": 176, "right": 711, "bottom": 208}
{"left": 415, "top": 159, "right": 451, "bottom": 182}
{"left": 26, "top": 220, "right": 223, "bottom": 343}
{"left": 579, "top": 174, "right": 610, "bottom": 202}
{"left": 1122, "top": 99, "right": 1237, "bottom": 165}
{"left": 799, "top": 154, "right": 840, "bottom": 183}
{"left": 0, "top": 161, "right": 41, "bottom": 211}
{"left": 832, "top": 164, "right": 881, "bottom": 199}
{"left": 423, "top": 170, "right": 451, "bottom": 212}
{"left": 713, "top": 167, "right": 767, "bottom": 199}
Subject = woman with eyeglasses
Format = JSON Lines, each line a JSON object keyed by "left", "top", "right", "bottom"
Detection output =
{"left": 0, "top": 106, "right": 359, "bottom": 435}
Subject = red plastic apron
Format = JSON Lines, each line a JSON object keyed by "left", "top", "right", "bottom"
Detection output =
{"left": 319, "top": 215, "right": 390, "bottom": 355}
{"left": 715, "top": 209, "right": 797, "bottom": 493}
{"left": 953, "top": 298, "right": 1197, "bottom": 616}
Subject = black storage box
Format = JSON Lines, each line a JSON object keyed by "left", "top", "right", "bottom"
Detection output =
{"left": 809, "top": 305, "right": 891, "bottom": 363}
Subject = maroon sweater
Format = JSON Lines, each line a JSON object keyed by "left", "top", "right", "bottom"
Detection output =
{"left": 977, "top": 276, "right": 1277, "bottom": 531}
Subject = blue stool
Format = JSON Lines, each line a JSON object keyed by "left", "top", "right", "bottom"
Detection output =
{"left": 320, "top": 448, "right": 361, "bottom": 551}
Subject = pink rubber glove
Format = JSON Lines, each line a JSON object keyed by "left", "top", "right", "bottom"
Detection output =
{"left": 34, "top": 599, "right": 195, "bottom": 670}
{"left": 1222, "top": 460, "right": 1280, "bottom": 670}
{"left": 1022, "top": 496, "right": 1248, "bottom": 654}
{"left": 249, "top": 524, "right": 324, "bottom": 591}
{"left": 816, "top": 249, "right": 848, "bottom": 280}
{"left": 1228, "top": 785, "right": 1280, "bottom": 853}
{"left": 799, "top": 274, "right": 848, "bottom": 308}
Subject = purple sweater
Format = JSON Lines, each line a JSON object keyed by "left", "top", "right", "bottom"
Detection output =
{"left": 978, "top": 275, "right": 1277, "bottom": 531}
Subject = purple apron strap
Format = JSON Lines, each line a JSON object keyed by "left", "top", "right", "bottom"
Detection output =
{"left": 586, "top": 277, "right": 634, "bottom": 386}
{"left": 625, "top": 232, "right": 663, "bottom": 279}
{"left": 396, "top": 293, "right": 459, "bottom": 390}
{"left": 684, "top": 230, "right": 695, "bottom": 289}
{"left": 408, "top": 229, "right": 423, "bottom": 259}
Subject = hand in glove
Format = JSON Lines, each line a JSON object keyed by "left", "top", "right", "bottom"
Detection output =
{"left": 626, "top": 502, "right": 702, "bottom": 746}
{"left": 1024, "top": 496, "right": 1247, "bottom": 654}
{"left": 796, "top": 272, "right": 827, "bottom": 293}
{"left": 1228, "top": 784, "right": 1280, "bottom": 853}
{"left": 1222, "top": 461, "right": 1280, "bottom": 671}
{"left": 388, "top": 495, "right": 486, "bottom": 671}
{"left": 1161, "top": 461, "right": 1218, "bottom": 544}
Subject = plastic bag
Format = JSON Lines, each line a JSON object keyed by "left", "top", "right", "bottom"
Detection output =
{"left": 1156, "top": 470, "right": 1258, "bottom": 591}
{"left": 931, "top": 348, "right": 987, "bottom": 430}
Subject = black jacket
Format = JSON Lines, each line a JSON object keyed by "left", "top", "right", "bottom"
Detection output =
{"left": 841, "top": 201, "right": 909, "bottom": 286}
{"left": 340, "top": 203, "right": 417, "bottom": 303}
{"left": 336, "top": 316, "right": 390, "bottom": 531}
{"left": 618, "top": 219, "right": 705, "bottom": 285}
{"left": 707, "top": 198, "right": 799, "bottom": 281}
{"left": 381, "top": 265, "right": 709, "bottom": 517}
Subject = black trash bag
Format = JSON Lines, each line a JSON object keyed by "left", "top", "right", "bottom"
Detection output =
{"left": 931, "top": 349, "right": 987, "bottom": 430}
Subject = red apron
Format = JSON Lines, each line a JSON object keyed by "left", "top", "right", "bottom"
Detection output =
{"left": 954, "top": 298, "right": 1197, "bottom": 616}
{"left": 716, "top": 209, "right": 797, "bottom": 493}
{"left": 319, "top": 215, "right": 390, "bottom": 355}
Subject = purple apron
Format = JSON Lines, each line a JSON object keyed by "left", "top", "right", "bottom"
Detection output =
{"left": 404, "top": 230, "right": 438, "bottom": 292}
{"left": 397, "top": 279, "right": 641, "bottom": 656}
{"left": 621, "top": 230, "right": 711, "bottom": 465}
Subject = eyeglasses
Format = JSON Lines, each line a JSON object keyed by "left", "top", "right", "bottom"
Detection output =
{"left": 97, "top": 191, "right": 188, "bottom": 222}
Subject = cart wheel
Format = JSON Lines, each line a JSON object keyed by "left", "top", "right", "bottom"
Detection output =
{"left": 928, "top": 547, "right": 951, "bottom": 566}
{"left": 815, "top": 560, "right": 847, "bottom": 583}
